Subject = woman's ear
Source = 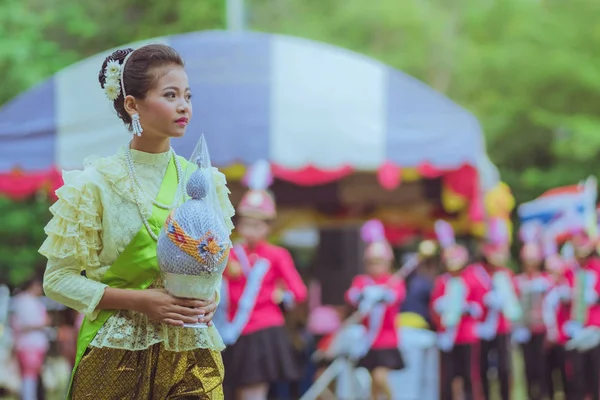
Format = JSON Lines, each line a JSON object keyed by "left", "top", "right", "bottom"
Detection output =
{"left": 123, "top": 95, "right": 138, "bottom": 116}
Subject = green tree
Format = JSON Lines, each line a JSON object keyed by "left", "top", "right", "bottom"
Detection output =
{"left": 249, "top": 0, "right": 600, "bottom": 202}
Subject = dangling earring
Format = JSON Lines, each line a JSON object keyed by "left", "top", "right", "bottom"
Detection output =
{"left": 131, "top": 113, "right": 143, "bottom": 137}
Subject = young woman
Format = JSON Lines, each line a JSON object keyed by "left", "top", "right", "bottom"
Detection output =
{"left": 39, "top": 44, "right": 234, "bottom": 399}
{"left": 11, "top": 278, "right": 50, "bottom": 400}
{"left": 220, "top": 160, "right": 307, "bottom": 400}
{"left": 430, "top": 225, "right": 482, "bottom": 400}
{"left": 514, "top": 239, "right": 551, "bottom": 400}
{"left": 345, "top": 219, "right": 405, "bottom": 400}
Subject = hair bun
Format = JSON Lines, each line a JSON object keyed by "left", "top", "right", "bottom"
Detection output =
{"left": 98, "top": 48, "right": 134, "bottom": 89}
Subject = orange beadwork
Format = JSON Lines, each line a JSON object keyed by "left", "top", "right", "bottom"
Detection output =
{"left": 165, "top": 213, "right": 230, "bottom": 266}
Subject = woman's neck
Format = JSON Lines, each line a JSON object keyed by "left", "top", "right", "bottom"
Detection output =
{"left": 130, "top": 136, "right": 171, "bottom": 153}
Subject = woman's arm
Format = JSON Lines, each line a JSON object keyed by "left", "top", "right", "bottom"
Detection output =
{"left": 98, "top": 287, "right": 217, "bottom": 326}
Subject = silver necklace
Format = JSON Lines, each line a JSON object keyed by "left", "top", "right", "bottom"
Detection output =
{"left": 124, "top": 144, "right": 185, "bottom": 241}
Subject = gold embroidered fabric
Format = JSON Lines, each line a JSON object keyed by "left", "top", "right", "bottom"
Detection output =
{"left": 72, "top": 343, "right": 224, "bottom": 399}
{"left": 40, "top": 146, "right": 234, "bottom": 352}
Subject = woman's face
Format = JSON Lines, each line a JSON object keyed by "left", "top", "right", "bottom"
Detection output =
{"left": 135, "top": 65, "right": 192, "bottom": 140}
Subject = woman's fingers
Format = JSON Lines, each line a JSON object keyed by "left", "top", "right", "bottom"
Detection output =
{"left": 170, "top": 305, "right": 205, "bottom": 318}
{"left": 163, "top": 318, "right": 185, "bottom": 327}
{"left": 174, "top": 297, "right": 209, "bottom": 308}
{"left": 199, "top": 311, "right": 214, "bottom": 324}
{"left": 198, "top": 301, "right": 217, "bottom": 314}
{"left": 165, "top": 313, "right": 199, "bottom": 325}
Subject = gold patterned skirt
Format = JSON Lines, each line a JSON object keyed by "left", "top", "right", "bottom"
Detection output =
{"left": 72, "top": 343, "right": 224, "bottom": 399}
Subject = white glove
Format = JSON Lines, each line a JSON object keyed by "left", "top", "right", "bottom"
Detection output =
{"left": 484, "top": 291, "right": 502, "bottom": 310}
{"left": 359, "top": 286, "right": 388, "bottom": 314}
{"left": 362, "top": 286, "right": 388, "bottom": 303}
{"left": 585, "top": 290, "right": 599, "bottom": 306}
{"left": 564, "top": 320, "right": 583, "bottom": 338}
{"left": 433, "top": 297, "right": 446, "bottom": 314}
{"left": 437, "top": 332, "right": 454, "bottom": 352}
{"left": 281, "top": 291, "right": 295, "bottom": 310}
{"left": 530, "top": 279, "right": 549, "bottom": 293}
{"left": 348, "top": 341, "right": 370, "bottom": 360}
{"left": 512, "top": 327, "right": 531, "bottom": 344}
{"left": 464, "top": 302, "right": 482, "bottom": 318}
{"left": 476, "top": 323, "right": 496, "bottom": 341}
{"left": 220, "top": 325, "right": 239, "bottom": 345}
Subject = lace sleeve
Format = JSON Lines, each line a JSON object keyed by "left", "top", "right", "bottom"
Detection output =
{"left": 39, "top": 168, "right": 107, "bottom": 320}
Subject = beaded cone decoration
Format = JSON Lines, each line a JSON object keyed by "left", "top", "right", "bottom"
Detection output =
{"left": 157, "top": 135, "right": 232, "bottom": 328}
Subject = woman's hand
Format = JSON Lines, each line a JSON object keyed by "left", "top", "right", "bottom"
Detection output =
{"left": 134, "top": 289, "right": 216, "bottom": 327}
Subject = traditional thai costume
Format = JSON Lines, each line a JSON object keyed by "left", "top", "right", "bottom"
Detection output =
{"left": 430, "top": 220, "right": 482, "bottom": 400}
{"left": 40, "top": 146, "right": 235, "bottom": 399}
{"left": 219, "top": 160, "right": 307, "bottom": 394}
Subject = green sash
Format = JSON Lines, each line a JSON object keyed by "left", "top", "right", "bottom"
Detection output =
{"left": 68, "top": 156, "right": 182, "bottom": 399}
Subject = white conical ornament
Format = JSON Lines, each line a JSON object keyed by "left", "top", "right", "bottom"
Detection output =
{"left": 131, "top": 113, "right": 143, "bottom": 137}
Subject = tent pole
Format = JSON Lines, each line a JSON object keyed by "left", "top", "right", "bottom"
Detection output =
{"left": 226, "top": 0, "right": 246, "bottom": 32}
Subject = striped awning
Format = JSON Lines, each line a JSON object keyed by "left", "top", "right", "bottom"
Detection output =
{"left": 0, "top": 30, "right": 497, "bottom": 189}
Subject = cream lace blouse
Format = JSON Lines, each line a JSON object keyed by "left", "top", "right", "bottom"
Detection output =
{"left": 39, "top": 146, "right": 235, "bottom": 352}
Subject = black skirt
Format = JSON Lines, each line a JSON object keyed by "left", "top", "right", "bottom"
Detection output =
{"left": 358, "top": 347, "right": 405, "bottom": 371}
{"left": 222, "top": 326, "right": 301, "bottom": 388}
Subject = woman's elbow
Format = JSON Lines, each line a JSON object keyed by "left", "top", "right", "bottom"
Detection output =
{"left": 42, "top": 267, "right": 70, "bottom": 303}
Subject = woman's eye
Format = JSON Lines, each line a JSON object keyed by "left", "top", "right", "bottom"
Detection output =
{"left": 165, "top": 92, "right": 176, "bottom": 98}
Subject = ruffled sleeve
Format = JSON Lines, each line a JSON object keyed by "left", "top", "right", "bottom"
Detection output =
{"left": 39, "top": 168, "right": 107, "bottom": 320}
{"left": 211, "top": 167, "right": 235, "bottom": 233}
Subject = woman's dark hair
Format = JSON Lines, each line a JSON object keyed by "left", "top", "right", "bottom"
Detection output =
{"left": 98, "top": 44, "right": 184, "bottom": 130}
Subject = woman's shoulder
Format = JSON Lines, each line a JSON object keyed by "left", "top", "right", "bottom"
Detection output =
{"left": 75, "top": 150, "right": 130, "bottom": 197}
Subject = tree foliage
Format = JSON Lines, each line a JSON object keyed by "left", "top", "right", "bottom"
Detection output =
{"left": 1, "top": 0, "right": 599, "bottom": 285}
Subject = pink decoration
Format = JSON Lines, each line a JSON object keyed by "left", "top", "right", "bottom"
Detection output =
{"left": 377, "top": 161, "right": 402, "bottom": 191}
{"left": 361, "top": 219, "right": 394, "bottom": 261}
{"left": 242, "top": 159, "right": 273, "bottom": 190}
{"left": 488, "top": 217, "right": 509, "bottom": 246}
{"left": 468, "top": 195, "right": 485, "bottom": 222}
{"left": 434, "top": 220, "right": 456, "bottom": 249}
{"left": 307, "top": 306, "right": 342, "bottom": 335}
{"left": 519, "top": 221, "right": 542, "bottom": 244}
{"left": 361, "top": 219, "right": 386, "bottom": 243}
{"left": 542, "top": 237, "right": 558, "bottom": 258}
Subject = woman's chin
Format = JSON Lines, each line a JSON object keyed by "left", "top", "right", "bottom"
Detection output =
{"left": 168, "top": 129, "right": 187, "bottom": 138}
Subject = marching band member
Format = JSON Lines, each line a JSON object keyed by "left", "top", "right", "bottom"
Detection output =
{"left": 513, "top": 223, "right": 551, "bottom": 400}
{"left": 11, "top": 278, "right": 50, "bottom": 400}
{"left": 345, "top": 219, "right": 406, "bottom": 400}
{"left": 563, "top": 229, "right": 600, "bottom": 400}
{"left": 542, "top": 239, "right": 571, "bottom": 399}
{"left": 474, "top": 218, "right": 522, "bottom": 400}
{"left": 430, "top": 220, "right": 482, "bottom": 400}
{"left": 220, "top": 160, "right": 307, "bottom": 400}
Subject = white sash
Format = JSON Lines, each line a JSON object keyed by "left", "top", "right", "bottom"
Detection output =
{"left": 360, "top": 277, "right": 389, "bottom": 351}
{"left": 475, "top": 267, "right": 521, "bottom": 340}
{"left": 438, "top": 276, "right": 467, "bottom": 351}
{"left": 542, "top": 286, "right": 562, "bottom": 342}
{"left": 220, "top": 245, "right": 271, "bottom": 344}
